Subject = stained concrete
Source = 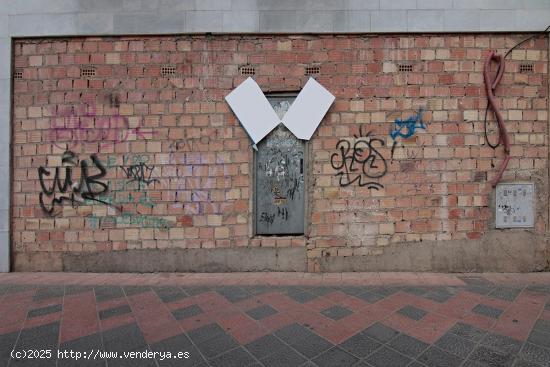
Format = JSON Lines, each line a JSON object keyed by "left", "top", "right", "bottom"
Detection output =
{"left": 319, "top": 231, "right": 550, "bottom": 273}
{"left": 14, "top": 247, "right": 307, "bottom": 272}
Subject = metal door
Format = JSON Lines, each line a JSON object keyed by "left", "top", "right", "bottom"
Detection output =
{"left": 255, "top": 96, "right": 305, "bottom": 235}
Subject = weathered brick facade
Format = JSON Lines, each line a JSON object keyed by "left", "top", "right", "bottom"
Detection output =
{"left": 11, "top": 34, "right": 550, "bottom": 272}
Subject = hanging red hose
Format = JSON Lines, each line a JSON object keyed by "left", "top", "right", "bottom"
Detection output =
{"left": 483, "top": 51, "right": 510, "bottom": 187}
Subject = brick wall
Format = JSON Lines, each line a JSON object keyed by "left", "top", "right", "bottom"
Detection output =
{"left": 11, "top": 34, "right": 549, "bottom": 272}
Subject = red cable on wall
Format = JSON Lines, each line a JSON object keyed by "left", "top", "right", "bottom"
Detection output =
{"left": 483, "top": 51, "right": 510, "bottom": 187}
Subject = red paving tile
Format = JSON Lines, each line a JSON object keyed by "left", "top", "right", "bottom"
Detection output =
{"left": 60, "top": 291, "right": 99, "bottom": 344}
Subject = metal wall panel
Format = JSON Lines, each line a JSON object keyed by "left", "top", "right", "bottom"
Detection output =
{"left": 255, "top": 96, "right": 305, "bottom": 235}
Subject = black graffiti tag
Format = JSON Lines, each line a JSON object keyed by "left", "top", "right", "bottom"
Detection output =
{"left": 38, "top": 151, "right": 114, "bottom": 215}
{"left": 330, "top": 129, "right": 387, "bottom": 190}
{"left": 120, "top": 163, "right": 159, "bottom": 190}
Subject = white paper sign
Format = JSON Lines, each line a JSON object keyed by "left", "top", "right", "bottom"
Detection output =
{"left": 282, "top": 78, "right": 335, "bottom": 140}
{"left": 224, "top": 77, "right": 281, "bottom": 147}
{"left": 225, "top": 77, "right": 335, "bottom": 146}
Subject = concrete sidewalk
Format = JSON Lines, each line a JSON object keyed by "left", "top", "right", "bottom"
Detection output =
{"left": 1, "top": 272, "right": 549, "bottom": 366}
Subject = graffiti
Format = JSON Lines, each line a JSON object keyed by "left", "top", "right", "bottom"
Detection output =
{"left": 330, "top": 126, "right": 387, "bottom": 190}
{"left": 48, "top": 103, "right": 155, "bottom": 149}
{"left": 83, "top": 190, "right": 155, "bottom": 208}
{"left": 259, "top": 212, "right": 275, "bottom": 225}
{"left": 389, "top": 108, "right": 426, "bottom": 159}
{"left": 88, "top": 213, "right": 172, "bottom": 230}
{"left": 271, "top": 186, "right": 287, "bottom": 206}
{"left": 259, "top": 207, "right": 289, "bottom": 226}
{"left": 120, "top": 163, "right": 159, "bottom": 190}
{"left": 38, "top": 150, "right": 117, "bottom": 215}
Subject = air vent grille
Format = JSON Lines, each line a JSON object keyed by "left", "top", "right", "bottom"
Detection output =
{"left": 161, "top": 65, "right": 176, "bottom": 77}
{"left": 398, "top": 64, "right": 413, "bottom": 72}
{"left": 239, "top": 66, "right": 255, "bottom": 76}
{"left": 305, "top": 66, "right": 320, "bottom": 75}
{"left": 519, "top": 63, "right": 533, "bottom": 73}
{"left": 14, "top": 70, "right": 23, "bottom": 79}
{"left": 80, "top": 67, "right": 96, "bottom": 78}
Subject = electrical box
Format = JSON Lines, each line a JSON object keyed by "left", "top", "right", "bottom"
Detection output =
{"left": 495, "top": 183, "right": 534, "bottom": 228}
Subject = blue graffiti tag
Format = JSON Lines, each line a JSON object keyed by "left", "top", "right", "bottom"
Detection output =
{"left": 390, "top": 108, "right": 426, "bottom": 141}
{"left": 390, "top": 108, "right": 426, "bottom": 159}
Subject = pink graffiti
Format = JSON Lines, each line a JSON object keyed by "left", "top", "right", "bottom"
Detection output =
{"left": 48, "top": 103, "right": 155, "bottom": 149}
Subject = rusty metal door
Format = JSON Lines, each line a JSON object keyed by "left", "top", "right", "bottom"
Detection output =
{"left": 255, "top": 95, "right": 305, "bottom": 235}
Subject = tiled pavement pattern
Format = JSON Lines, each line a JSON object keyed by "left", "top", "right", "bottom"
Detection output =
{"left": 0, "top": 273, "right": 550, "bottom": 366}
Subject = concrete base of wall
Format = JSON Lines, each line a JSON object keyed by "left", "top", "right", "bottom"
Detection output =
{"left": 319, "top": 231, "right": 550, "bottom": 272}
{"left": 13, "top": 232, "right": 550, "bottom": 273}
{"left": 13, "top": 247, "right": 308, "bottom": 272}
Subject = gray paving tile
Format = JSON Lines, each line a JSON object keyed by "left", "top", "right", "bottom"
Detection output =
{"left": 33, "top": 286, "right": 64, "bottom": 302}
{"left": 94, "top": 286, "right": 125, "bottom": 303}
{"left": 520, "top": 343, "right": 550, "bottom": 367}
{"left": 488, "top": 287, "right": 522, "bottom": 302}
{"left": 99, "top": 304, "right": 132, "bottom": 320}
{"left": 19, "top": 322, "right": 59, "bottom": 341}
{"left": 417, "top": 346, "right": 463, "bottom": 367}
{"left": 365, "top": 346, "right": 411, "bottom": 367}
{"left": 122, "top": 286, "right": 150, "bottom": 297}
{"left": 274, "top": 323, "right": 316, "bottom": 344}
{"left": 402, "top": 287, "right": 430, "bottom": 297}
{"left": 285, "top": 289, "right": 318, "bottom": 304}
{"left": 469, "top": 345, "right": 515, "bottom": 367}
{"left": 64, "top": 285, "right": 94, "bottom": 296}
{"left": 261, "top": 344, "right": 307, "bottom": 367}
{"left": 397, "top": 305, "right": 427, "bottom": 321}
{"left": 153, "top": 286, "right": 188, "bottom": 303}
{"left": 356, "top": 291, "right": 386, "bottom": 304}
{"left": 6, "top": 284, "right": 35, "bottom": 294}
{"left": 0, "top": 331, "right": 19, "bottom": 352}
{"left": 312, "top": 347, "right": 359, "bottom": 367}
{"left": 246, "top": 305, "right": 278, "bottom": 320}
{"left": 525, "top": 286, "right": 550, "bottom": 294}
{"left": 448, "top": 322, "right": 487, "bottom": 342}
{"left": 472, "top": 304, "right": 503, "bottom": 319}
{"left": 388, "top": 334, "right": 429, "bottom": 358}
{"left": 197, "top": 333, "right": 239, "bottom": 359}
{"left": 481, "top": 333, "right": 522, "bottom": 355}
{"left": 304, "top": 287, "right": 335, "bottom": 297}
{"left": 102, "top": 323, "right": 146, "bottom": 352}
{"left": 513, "top": 360, "right": 545, "bottom": 367}
{"left": 528, "top": 330, "right": 550, "bottom": 350}
{"left": 434, "top": 333, "right": 474, "bottom": 359}
{"left": 210, "top": 346, "right": 256, "bottom": 367}
{"left": 242, "top": 286, "right": 272, "bottom": 296}
{"left": 321, "top": 305, "right": 353, "bottom": 321}
{"left": 289, "top": 333, "right": 333, "bottom": 359}
{"left": 422, "top": 288, "right": 455, "bottom": 303}
{"left": 188, "top": 323, "right": 226, "bottom": 345}
{"left": 458, "top": 276, "right": 494, "bottom": 287}
{"left": 27, "top": 303, "right": 62, "bottom": 318}
{"left": 16, "top": 330, "right": 59, "bottom": 350}
{"left": 465, "top": 286, "right": 494, "bottom": 296}
{"left": 340, "top": 332, "right": 382, "bottom": 358}
{"left": 339, "top": 287, "right": 364, "bottom": 296}
{"left": 172, "top": 304, "right": 203, "bottom": 320}
{"left": 245, "top": 334, "right": 287, "bottom": 359}
{"left": 534, "top": 319, "right": 550, "bottom": 334}
{"left": 371, "top": 287, "right": 401, "bottom": 297}
{"left": 183, "top": 287, "right": 212, "bottom": 296}
{"left": 216, "top": 287, "right": 252, "bottom": 303}
{"left": 363, "top": 323, "right": 399, "bottom": 344}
